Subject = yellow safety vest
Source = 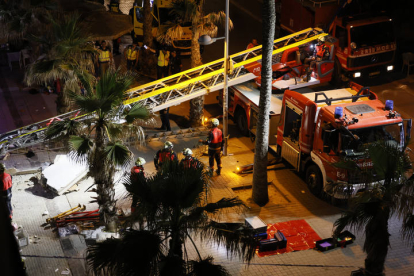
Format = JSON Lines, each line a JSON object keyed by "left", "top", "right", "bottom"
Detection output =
{"left": 127, "top": 48, "right": 138, "bottom": 60}
{"left": 158, "top": 50, "right": 169, "bottom": 67}
{"left": 99, "top": 49, "right": 110, "bottom": 63}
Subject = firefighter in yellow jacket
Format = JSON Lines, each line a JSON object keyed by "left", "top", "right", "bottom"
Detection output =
{"left": 96, "top": 41, "right": 113, "bottom": 77}
{"left": 124, "top": 42, "right": 139, "bottom": 71}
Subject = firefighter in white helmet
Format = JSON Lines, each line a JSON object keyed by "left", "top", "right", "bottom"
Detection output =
{"left": 199, "top": 118, "right": 224, "bottom": 175}
{"left": 154, "top": 141, "right": 178, "bottom": 170}
{"left": 180, "top": 148, "right": 202, "bottom": 169}
{"left": 130, "top": 157, "right": 146, "bottom": 213}
{"left": 131, "top": 157, "right": 146, "bottom": 175}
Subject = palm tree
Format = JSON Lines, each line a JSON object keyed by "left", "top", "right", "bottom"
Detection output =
{"left": 139, "top": 0, "right": 156, "bottom": 76}
{"left": 251, "top": 0, "right": 275, "bottom": 206}
{"left": 159, "top": 0, "right": 232, "bottom": 126}
{"left": 25, "top": 13, "right": 96, "bottom": 114}
{"left": 46, "top": 69, "right": 151, "bottom": 232}
{"left": 87, "top": 161, "right": 259, "bottom": 275}
{"left": 0, "top": 0, "right": 56, "bottom": 43}
{"left": 334, "top": 141, "right": 414, "bottom": 276}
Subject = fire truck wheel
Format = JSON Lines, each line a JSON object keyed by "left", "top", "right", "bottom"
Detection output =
{"left": 235, "top": 110, "right": 249, "bottom": 136}
{"left": 306, "top": 165, "right": 323, "bottom": 196}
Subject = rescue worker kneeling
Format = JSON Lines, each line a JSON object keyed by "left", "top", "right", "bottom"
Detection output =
{"left": 180, "top": 148, "right": 202, "bottom": 169}
{"left": 130, "top": 157, "right": 146, "bottom": 213}
{"left": 154, "top": 141, "right": 178, "bottom": 171}
{"left": 199, "top": 118, "right": 224, "bottom": 175}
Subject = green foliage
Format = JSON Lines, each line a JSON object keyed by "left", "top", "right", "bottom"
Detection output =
{"left": 333, "top": 141, "right": 414, "bottom": 274}
{"left": 87, "top": 230, "right": 164, "bottom": 276}
{"left": 86, "top": 163, "right": 258, "bottom": 275}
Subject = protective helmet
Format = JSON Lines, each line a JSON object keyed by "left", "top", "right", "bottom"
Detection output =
{"left": 182, "top": 148, "right": 193, "bottom": 156}
{"left": 0, "top": 163, "right": 5, "bottom": 173}
{"left": 135, "top": 157, "right": 146, "bottom": 166}
{"left": 318, "top": 36, "right": 325, "bottom": 45}
{"left": 211, "top": 118, "right": 219, "bottom": 127}
{"left": 164, "top": 141, "right": 173, "bottom": 149}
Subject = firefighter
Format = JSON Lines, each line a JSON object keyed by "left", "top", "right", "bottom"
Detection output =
{"left": 302, "top": 36, "right": 330, "bottom": 81}
{"left": 131, "top": 157, "right": 146, "bottom": 176}
{"left": 1, "top": 163, "right": 13, "bottom": 220}
{"left": 180, "top": 148, "right": 202, "bottom": 169}
{"left": 199, "top": 118, "right": 224, "bottom": 175}
{"left": 96, "top": 41, "right": 113, "bottom": 77}
{"left": 247, "top": 39, "right": 259, "bottom": 49}
{"left": 154, "top": 141, "right": 178, "bottom": 170}
{"left": 124, "top": 42, "right": 140, "bottom": 71}
{"left": 130, "top": 157, "right": 145, "bottom": 213}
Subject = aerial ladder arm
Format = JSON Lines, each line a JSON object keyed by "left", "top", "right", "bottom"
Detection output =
{"left": 0, "top": 28, "right": 327, "bottom": 155}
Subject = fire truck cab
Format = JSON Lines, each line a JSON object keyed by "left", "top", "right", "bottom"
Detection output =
{"left": 228, "top": 81, "right": 411, "bottom": 199}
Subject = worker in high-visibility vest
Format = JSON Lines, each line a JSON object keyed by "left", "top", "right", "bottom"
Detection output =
{"left": 1, "top": 163, "right": 13, "bottom": 219}
{"left": 124, "top": 42, "right": 140, "bottom": 71}
{"left": 199, "top": 118, "right": 224, "bottom": 176}
{"left": 246, "top": 38, "right": 258, "bottom": 50}
{"left": 96, "top": 41, "right": 113, "bottom": 77}
{"left": 147, "top": 45, "right": 170, "bottom": 79}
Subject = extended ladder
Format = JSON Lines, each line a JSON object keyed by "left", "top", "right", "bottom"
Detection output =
{"left": 0, "top": 28, "right": 327, "bottom": 155}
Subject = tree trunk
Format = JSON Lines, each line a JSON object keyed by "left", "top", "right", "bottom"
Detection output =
{"left": 140, "top": 0, "right": 155, "bottom": 77}
{"left": 92, "top": 125, "right": 118, "bottom": 232}
{"left": 252, "top": 0, "right": 275, "bottom": 206}
{"left": 364, "top": 208, "right": 389, "bottom": 276}
{"left": 189, "top": 14, "right": 204, "bottom": 127}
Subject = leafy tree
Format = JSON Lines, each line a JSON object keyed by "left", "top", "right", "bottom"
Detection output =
{"left": 159, "top": 0, "right": 232, "bottom": 126}
{"left": 25, "top": 13, "right": 96, "bottom": 114}
{"left": 334, "top": 141, "right": 414, "bottom": 276}
{"left": 87, "top": 161, "right": 259, "bottom": 275}
{"left": 46, "top": 69, "right": 151, "bottom": 232}
{"left": 251, "top": 0, "right": 275, "bottom": 206}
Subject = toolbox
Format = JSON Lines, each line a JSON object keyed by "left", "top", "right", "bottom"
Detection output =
{"left": 315, "top": 238, "right": 337, "bottom": 251}
{"left": 274, "top": 230, "right": 287, "bottom": 249}
{"left": 337, "top": 230, "right": 356, "bottom": 247}
{"left": 245, "top": 216, "right": 267, "bottom": 234}
{"left": 259, "top": 238, "right": 279, "bottom": 252}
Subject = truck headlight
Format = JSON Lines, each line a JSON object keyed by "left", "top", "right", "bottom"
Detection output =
{"left": 387, "top": 65, "right": 394, "bottom": 71}
{"left": 354, "top": 72, "right": 361, "bottom": 78}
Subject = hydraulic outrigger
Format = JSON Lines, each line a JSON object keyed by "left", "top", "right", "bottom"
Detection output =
{"left": 0, "top": 28, "right": 327, "bottom": 156}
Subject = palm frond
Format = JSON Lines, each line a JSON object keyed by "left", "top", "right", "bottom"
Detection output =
{"left": 204, "top": 11, "right": 233, "bottom": 30}
{"left": 87, "top": 230, "right": 164, "bottom": 276}
{"left": 124, "top": 103, "right": 150, "bottom": 124}
{"left": 45, "top": 119, "right": 81, "bottom": 140}
{"left": 68, "top": 135, "right": 93, "bottom": 163}
{"left": 202, "top": 197, "right": 245, "bottom": 214}
{"left": 104, "top": 141, "right": 133, "bottom": 170}
{"left": 187, "top": 256, "right": 230, "bottom": 276}
{"left": 401, "top": 214, "right": 414, "bottom": 252}
{"left": 333, "top": 191, "right": 383, "bottom": 236}
{"left": 200, "top": 221, "right": 258, "bottom": 263}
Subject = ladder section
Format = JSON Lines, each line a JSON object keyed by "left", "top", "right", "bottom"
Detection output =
{"left": 0, "top": 28, "right": 327, "bottom": 155}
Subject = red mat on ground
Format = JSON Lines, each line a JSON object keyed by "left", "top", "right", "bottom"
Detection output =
{"left": 256, "top": 219, "right": 321, "bottom": 257}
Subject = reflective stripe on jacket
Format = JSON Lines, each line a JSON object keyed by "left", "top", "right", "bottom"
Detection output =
{"left": 158, "top": 51, "right": 169, "bottom": 67}
{"left": 1, "top": 173, "right": 12, "bottom": 191}
{"left": 99, "top": 50, "right": 110, "bottom": 62}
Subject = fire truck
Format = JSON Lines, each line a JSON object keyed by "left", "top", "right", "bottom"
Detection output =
{"left": 279, "top": 0, "right": 396, "bottom": 82}
{"left": 132, "top": 0, "right": 192, "bottom": 54}
{"left": 243, "top": 30, "right": 336, "bottom": 91}
{"left": 227, "top": 80, "right": 411, "bottom": 199}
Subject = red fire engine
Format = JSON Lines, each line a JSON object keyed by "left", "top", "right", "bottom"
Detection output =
{"left": 226, "top": 80, "right": 411, "bottom": 199}
{"left": 279, "top": 0, "right": 396, "bottom": 82}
